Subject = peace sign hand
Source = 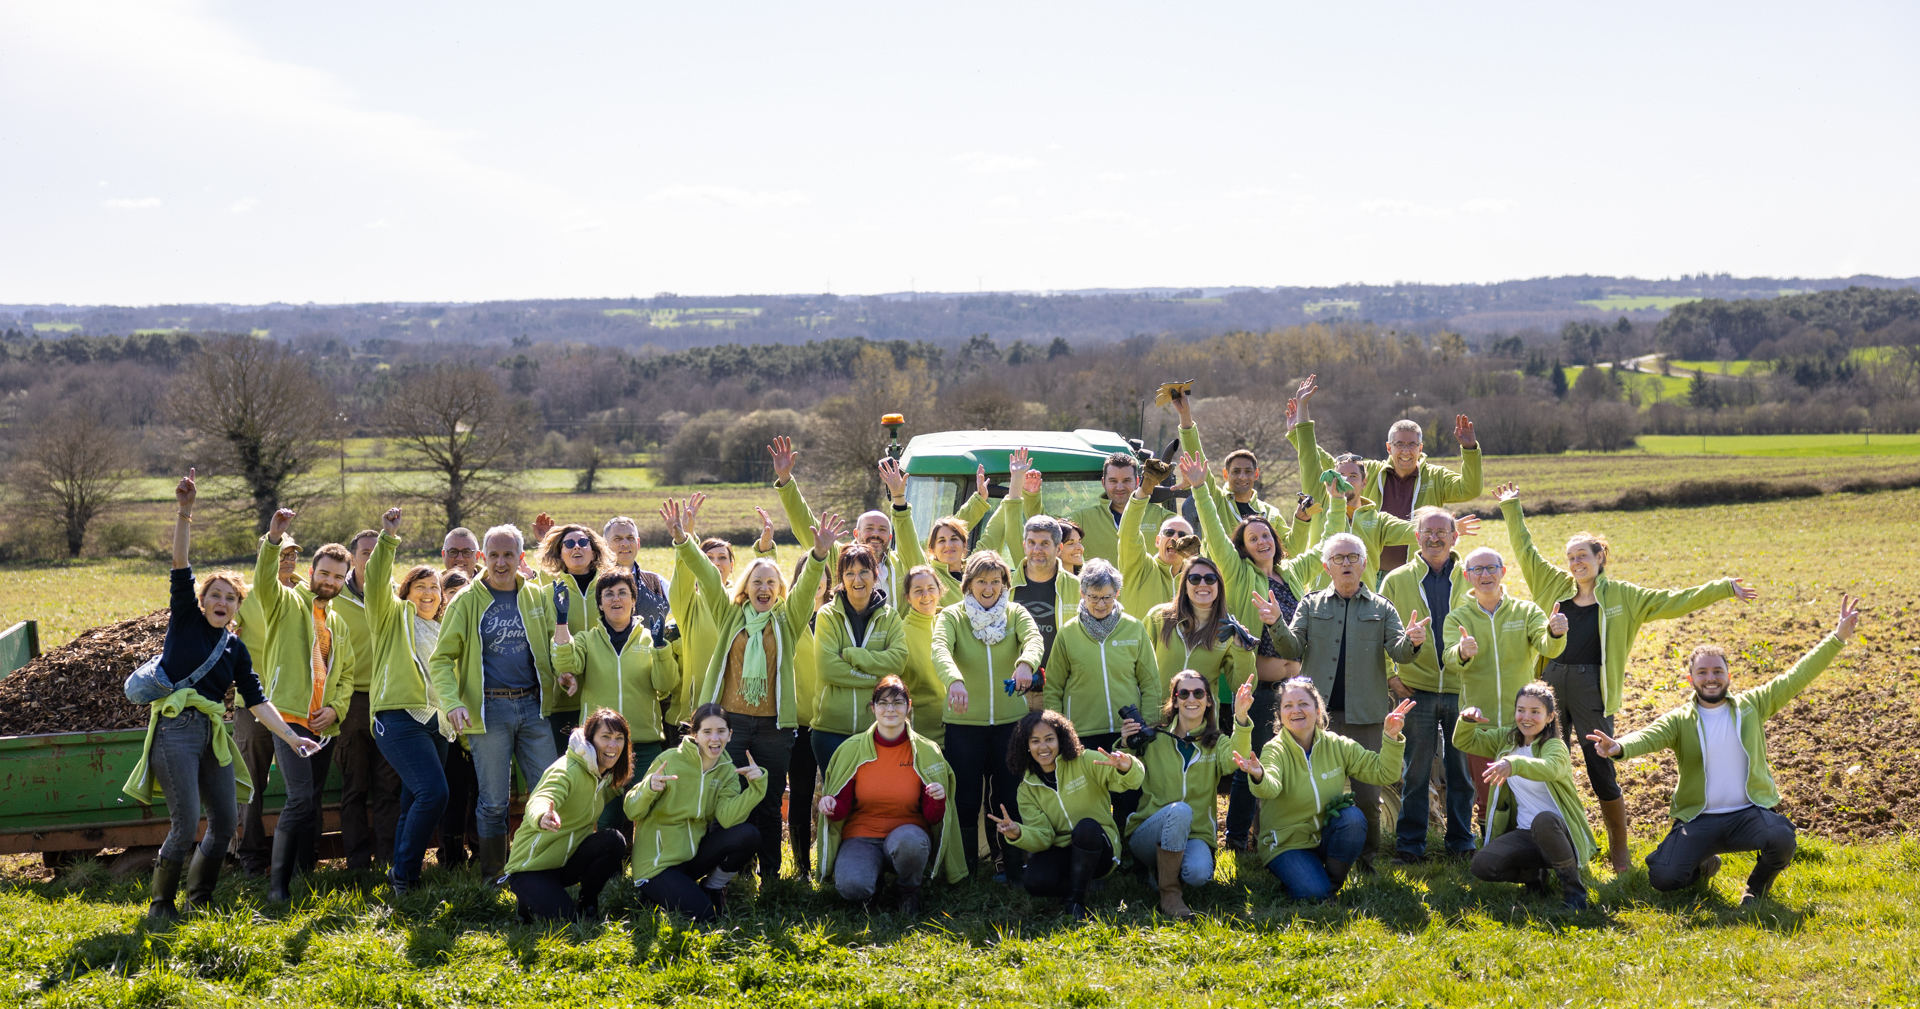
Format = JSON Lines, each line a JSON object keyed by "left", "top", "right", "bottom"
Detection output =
{"left": 1382, "top": 697, "right": 1416, "bottom": 741}
{"left": 1836, "top": 593, "right": 1862, "bottom": 640}
{"left": 1586, "top": 727, "right": 1623, "bottom": 758}
{"left": 1546, "top": 602, "right": 1568, "bottom": 638}
{"left": 986, "top": 803, "right": 1022, "bottom": 839}
{"left": 736, "top": 753, "right": 765, "bottom": 782}
{"left": 1403, "top": 610, "right": 1430, "bottom": 648}
{"left": 1090, "top": 747, "right": 1134, "bottom": 773}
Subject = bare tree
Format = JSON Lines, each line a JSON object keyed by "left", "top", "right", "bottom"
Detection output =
{"left": 168, "top": 334, "right": 336, "bottom": 532}
{"left": 811, "top": 347, "right": 937, "bottom": 514}
{"left": 383, "top": 363, "right": 536, "bottom": 530}
{"left": 1189, "top": 394, "right": 1298, "bottom": 485}
{"left": 16, "top": 409, "right": 134, "bottom": 557}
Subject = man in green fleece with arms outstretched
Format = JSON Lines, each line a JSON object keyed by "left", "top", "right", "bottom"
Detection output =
{"left": 1589, "top": 594, "right": 1861, "bottom": 906}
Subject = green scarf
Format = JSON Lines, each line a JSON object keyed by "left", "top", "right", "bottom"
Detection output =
{"left": 738, "top": 605, "right": 779, "bottom": 707}
{"left": 123, "top": 688, "right": 255, "bottom": 805}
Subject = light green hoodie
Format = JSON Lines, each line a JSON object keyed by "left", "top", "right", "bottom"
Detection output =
{"left": 1502, "top": 498, "right": 1740, "bottom": 716}
{"left": 680, "top": 537, "right": 826, "bottom": 729}
{"left": 1126, "top": 718, "right": 1253, "bottom": 850}
{"left": 1248, "top": 726, "right": 1405, "bottom": 863}
{"left": 666, "top": 538, "right": 778, "bottom": 727}
{"left": 1007, "top": 750, "right": 1147, "bottom": 860}
{"left": 1443, "top": 593, "right": 1566, "bottom": 729}
{"left": 1118, "top": 495, "right": 1179, "bottom": 619}
{"left": 811, "top": 593, "right": 911, "bottom": 736}
{"left": 250, "top": 536, "right": 357, "bottom": 735}
{"left": 813, "top": 723, "right": 969, "bottom": 887}
{"left": 931, "top": 599, "right": 1046, "bottom": 727}
{"left": 505, "top": 729, "right": 618, "bottom": 874}
{"left": 625, "top": 735, "right": 768, "bottom": 880}
{"left": 1452, "top": 722, "right": 1597, "bottom": 863}
{"left": 551, "top": 619, "right": 679, "bottom": 744}
{"left": 901, "top": 608, "right": 945, "bottom": 746}
{"left": 1377, "top": 549, "right": 1472, "bottom": 695}
{"left": 427, "top": 569, "right": 559, "bottom": 733}
{"left": 1143, "top": 604, "right": 1242, "bottom": 707}
{"left": 1042, "top": 613, "right": 1161, "bottom": 737}
{"left": 365, "top": 531, "right": 444, "bottom": 717}
{"left": 1615, "top": 634, "right": 1845, "bottom": 823}
{"left": 1293, "top": 417, "right": 1483, "bottom": 514}
{"left": 1190, "top": 467, "right": 1322, "bottom": 698}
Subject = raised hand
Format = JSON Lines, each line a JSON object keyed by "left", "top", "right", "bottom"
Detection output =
{"left": 878, "top": 457, "right": 907, "bottom": 500}
{"left": 552, "top": 580, "right": 571, "bottom": 625}
{"left": 1495, "top": 481, "right": 1520, "bottom": 503}
{"left": 648, "top": 771, "right": 678, "bottom": 793}
{"left": 1836, "top": 593, "right": 1861, "bottom": 640}
{"left": 1481, "top": 758, "right": 1512, "bottom": 788}
{"left": 736, "top": 753, "right": 765, "bottom": 782}
{"left": 1253, "top": 590, "right": 1281, "bottom": 627}
{"left": 976, "top": 463, "right": 989, "bottom": 502}
{"left": 382, "top": 507, "right": 403, "bottom": 536}
{"left": 1382, "top": 697, "right": 1416, "bottom": 740}
{"left": 1455, "top": 414, "right": 1477, "bottom": 449}
{"left": 268, "top": 507, "right": 297, "bottom": 543}
{"left": 1546, "top": 602, "right": 1567, "bottom": 637}
{"left": 1295, "top": 374, "right": 1317, "bottom": 404}
{"left": 1403, "top": 610, "right": 1430, "bottom": 648}
{"left": 1458, "top": 706, "right": 1487, "bottom": 723}
{"left": 175, "top": 468, "right": 197, "bottom": 511}
{"left": 946, "top": 680, "right": 970, "bottom": 714}
{"left": 532, "top": 512, "right": 555, "bottom": 545}
{"left": 1008, "top": 446, "right": 1032, "bottom": 486}
{"left": 1171, "top": 385, "right": 1194, "bottom": 425}
{"left": 767, "top": 435, "right": 799, "bottom": 484}
{"left": 754, "top": 506, "right": 776, "bottom": 552}
{"left": 658, "top": 498, "right": 687, "bottom": 543}
{"left": 924, "top": 781, "right": 947, "bottom": 801}
{"left": 1177, "top": 451, "right": 1208, "bottom": 490}
{"left": 1234, "top": 680, "right": 1255, "bottom": 722}
{"left": 1284, "top": 398, "right": 1299, "bottom": 435}
{"left": 1586, "top": 727, "right": 1622, "bottom": 758}
{"left": 1456, "top": 513, "right": 1482, "bottom": 537}
{"left": 1456, "top": 627, "right": 1479, "bottom": 660}
{"left": 1022, "top": 466, "right": 1044, "bottom": 497}
{"left": 812, "top": 513, "right": 847, "bottom": 558}
{"left": 1090, "top": 747, "right": 1134, "bottom": 772}
{"left": 1230, "top": 751, "right": 1265, "bottom": 781}
{"left": 685, "top": 491, "right": 708, "bottom": 532}
{"left": 986, "top": 803, "right": 1022, "bottom": 839}
{"left": 1731, "top": 578, "right": 1759, "bottom": 602}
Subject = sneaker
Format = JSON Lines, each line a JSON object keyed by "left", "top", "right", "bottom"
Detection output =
{"left": 1696, "top": 855, "right": 1722, "bottom": 888}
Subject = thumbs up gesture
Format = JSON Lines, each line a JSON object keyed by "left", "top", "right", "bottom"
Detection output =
{"left": 1546, "top": 602, "right": 1568, "bottom": 638}
{"left": 1456, "top": 627, "right": 1478, "bottom": 660}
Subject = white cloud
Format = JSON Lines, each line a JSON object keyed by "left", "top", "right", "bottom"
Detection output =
{"left": 979, "top": 195, "right": 1021, "bottom": 209}
{"left": 952, "top": 151, "right": 1043, "bottom": 174}
{"left": 1461, "top": 198, "right": 1519, "bottom": 214}
{"left": 647, "top": 185, "right": 811, "bottom": 210}
{"left": 97, "top": 180, "right": 108, "bottom": 187}
{"left": 1053, "top": 208, "right": 1149, "bottom": 227}
{"left": 1222, "top": 187, "right": 1279, "bottom": 201}
{"left": 562, "top": 219, "right": 609, "bottom": 233}
{"left": 101, "top": 197, "right": 161, "bottom": 210}
{"left": 365, "top": 219, "right": 392, "bottom": 230}
{"left": 228, "top": 197, "right": 258, "bottom": 213}
{"left": 1094, "top": 172, "right": 1129, "bottom": 182}
{"left": 1359, "top": 197, "right": 1519, "bottom": 219}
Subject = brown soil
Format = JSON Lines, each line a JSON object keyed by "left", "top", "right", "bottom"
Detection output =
{"left": 0, "top": 609, "right": 187, "bottom": 736}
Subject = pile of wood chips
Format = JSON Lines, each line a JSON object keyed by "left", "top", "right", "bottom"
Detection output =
{"left": 0, "top": 610, "right": 179, "bottom": 736}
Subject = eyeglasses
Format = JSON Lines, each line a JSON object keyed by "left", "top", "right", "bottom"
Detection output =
{"left": 1388, "top": 441, "right": 1423, "bottom": 451}
{"left": 873, "top": 698, "right": 909, "bottom": 709}
{"left": 561, "top": 537, "right": 593, "bottom": 549}
{"left": 443, "top": 548, "right": 477, "bottom": 558}
{"left": 1464, "top": 564, "right": 1505, "bottom": 576}
{"left": 1173, "top": 687, "right": 1208, "bottom": 700}
{"left": 1185, "top": 573, "right": 1219, "bottom": 586}
{"left": 1326, "top": 553, "right": 1364, "bottom": 567}
{"left": 1083, "top": 594, "right": 1117, "bottom": 605}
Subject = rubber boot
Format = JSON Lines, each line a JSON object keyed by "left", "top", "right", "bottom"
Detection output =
{"left": 1155, "top": 848, "right": 1193, "bottom": 920}
{"left": 147, "top": 857, "right": 185, "bottom": 922}
{"left": 182, "top": 849, "right": 221, "bottom": 913}
{"left": 267, "top": 830, "right": 297, "bottom": 903}
{"left": 1553, "top": 860, "right": 1589, "bottom": 911}
{"left": 1064, "top": 845, "right": 1102, "bottom": 922}
{"left": 1324, "top": 857, "right": 1353, "bottom": 898}
{"left": 1598, "top": 798, "right": 1633, "bottom": 874}
{"left": 477, "top": 835, "right": 509, "bottom": 886}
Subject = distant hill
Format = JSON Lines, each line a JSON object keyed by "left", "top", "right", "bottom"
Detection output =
{"left": 4, "top": 274, "right": 1914, "bottom": 350}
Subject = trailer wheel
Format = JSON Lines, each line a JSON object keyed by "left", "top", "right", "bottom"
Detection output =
{"left": 42, "top": 849, "right": 101, "bottom": 870}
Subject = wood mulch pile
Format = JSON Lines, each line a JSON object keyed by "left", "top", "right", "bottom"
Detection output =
{"left": 0, "top": 610, "right": 175, "bottom": 736}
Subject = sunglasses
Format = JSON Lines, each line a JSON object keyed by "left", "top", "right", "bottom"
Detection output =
{"left": 1185, "top": 573, "right": 1220, "bottom": 586}
{"left": 561, "top": 537, "right": 594, "bottom": 549}
{"left": 1173, "top": 687, "right": 1208, "bottom": 700}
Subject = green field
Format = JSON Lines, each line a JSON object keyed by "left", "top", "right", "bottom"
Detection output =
{"left": 1670, "top": 359, "right": 1764, "bottom": 376}
{"left": 602, "top": 307, "right": 763, "bottom": 328}
{"left": 1564, "top": 366, "right": 1691, "bottom": 406}
{"left": 1577, "top": 295, "right": 1699, "bottom": 311}
{"left": 28, "top": 322, "right": 81, "bottom": 333}
{"left": 1638, "top": 433, "right": 1920, "bottom": 457}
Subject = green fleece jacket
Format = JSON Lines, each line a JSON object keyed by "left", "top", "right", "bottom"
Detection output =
{"left": 814, "top": 724, "right": 968, "bottom": 887}
{"left": 1117, "top": 495, "right": 1179, "bottom": 619}
{"left": 932, "top": 600, "right": 1046, "bottom": 727}
{"left": 893, "top": 491, "right": 994, "bottom": 600}
{"left": 902, "top": 609, "right": 945, "bottom": 746}
{"left": 1126, "top": 718, "right": 1253, "bottom": 850}
{"left": 1294, "top": 417, "right": 1483, "bottom": 513}
{"left": 365, "top": 532, "right": 445, "bottom": 717}
{"left": 1249, "top": 726, "right": 1405, "bottom": 862}
{"left": 552, "top": 620, "right": 679, "bottom": 744}
{"left": 1176, "top": 422, "right": 1303, "bottom": 547}
{"left": 625, "top": 736, "right": 768, "bottom": 880}
{"left": 1271, "top": 583, "right": 1423, "bottom": 725}
{"left": 1376, "top": 550, "right": 1473, "bottom": 694}
{"left": 778, "top": 477, "right": 917, "bottom": 608}
{"left": 1143, "top": 605, "right": 1242, "bottom": 707}
{"left": 334, "top": 575, "right": 375, "bottom": 693}
{"left": 1042, "top": 614, "right": 1161, "bottom": 737}
{"left": 1064, "top": 497, "right": 1168, "bottom": 568}
{"left": 667, "top": 540, "right": 780, "bottom": 726}
{"left": 681, "top": 536, "right": 825, "bottom": 729}
{"left": 811, "top": 594, "right": 911, "bottom": 736}
{"left": 1615, "top": 634, "right": 1846, "bottom": 823}
{"left": 792, "top": 593, "right": 818, "bottom": 728}
{"left": 504, "top": 731, "right": 618, "bottom": 874}
{"left": 532, "top": 569, "right": 608, "bottom": 718}
{"left": 1442, "top": 594, "right": 1566, "bottom": 729}
{"left": 123, "top": 689, "right": 253, "bottom": 805}
{"left": 1502, "top": 499, "right": 1740, "bottom": 716}
{"left": 1008, "top": 751, "right": 1147, "bottom": 860}
{"left": 251, "top": 536, "right": 357, "bottom": 735}
{"left": 895, "top": 503, "right": 964, "bottom": 608}
{"left": 427, "top": 572, "right": 559, "bottom": 734}
{"left": 1452, "top": 723, "right": 1597, "bottom": 863}
{"left": 1191, "top": 469, "right": 1322, "bottom": 698}
{"left": 237, "top": 570, "right": 303, "bottom": 694}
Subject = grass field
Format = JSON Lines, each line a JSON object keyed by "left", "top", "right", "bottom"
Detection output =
{"left": 1563, "top": 366, "right": 1691, "bottom": 406}
{"left": 1670, "top": 359, "right": 1764, "bottom": 376}
{"left": 2, "top": 489, "right": 1919, "bottom": 1005}
{"left": 1576, "top": 295, "right": 1699, "bottom": 311}
{"left": 1637, "top": 433, "right": 1920, "bottom": 457}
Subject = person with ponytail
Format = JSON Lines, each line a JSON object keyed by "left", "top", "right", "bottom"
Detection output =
{"left": 1455, "top": 683, "right": 1596, "bottom": 909}
{"left": 504, "top": 708, "right": 635, "bottom": 922}
{"left": 626, "top": 702, "right": 768, "bottom": 920}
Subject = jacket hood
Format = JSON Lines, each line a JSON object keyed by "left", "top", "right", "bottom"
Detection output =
{"left": 565, "top": 726, "right": 610, "bottom": 779}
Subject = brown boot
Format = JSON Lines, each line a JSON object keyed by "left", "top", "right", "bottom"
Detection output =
{"left": 1155, "top": 848, "right": 1193, "bottom": 920}
{"left": 1599, "top": 798, "right": 1633, "bottom": 874}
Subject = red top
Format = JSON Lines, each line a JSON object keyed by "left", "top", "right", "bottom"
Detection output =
{"left": 1378, "top": 467, "right": 1419, "bottom": 573}
{"left": 828, "top": 729, "right": 944, "bottom": 838}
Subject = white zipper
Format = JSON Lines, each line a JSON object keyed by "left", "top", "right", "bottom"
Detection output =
{"left": 1098, "top": 638, "right": 1113, "bottom": 734}
{"left": 986, "top": 643, "right": 997, "bottom": 726}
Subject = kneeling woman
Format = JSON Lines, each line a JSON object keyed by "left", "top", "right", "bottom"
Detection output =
{"left": 816, "top": 676, "right": 967, "bottom": 914}
{"left": 504, "top": 708, "right": 634, "bottom": 922}
{"left": 1455, "top": 683, "right": 1596, "bottom": 909}
{"left": 1237, "top": 678, "right": 1412, "bottom": 901}
{"left": 626, "top": 702, "right": 768, "bottom": 920}
{"left": 990, "top": 710, "right": 1144, "bottom": 920}
{"left": 1122, "top": 676, "right": 1256, "bottom": 919}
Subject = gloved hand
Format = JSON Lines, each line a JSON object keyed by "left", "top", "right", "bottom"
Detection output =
{"left": 1216, "top": 614, "right": 1260, "bottom": 651}
{"left": 1319, "top": 469, "right": 1354, "bottom": 494}
{"left": 552, "top": 581, "right": 570, "bottom": 626}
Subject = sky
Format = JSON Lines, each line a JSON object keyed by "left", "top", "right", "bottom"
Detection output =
{"left": 2, "top": 1, "right": 1916, "bottom": 304}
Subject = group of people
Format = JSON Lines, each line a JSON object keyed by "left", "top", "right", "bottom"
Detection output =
{"left": 130, "top": 374, "right": 1863, "bottom": 927}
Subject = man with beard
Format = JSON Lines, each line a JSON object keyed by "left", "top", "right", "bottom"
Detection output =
{"left": 1589, "top": 595, "right": 1861, "bottom": 905}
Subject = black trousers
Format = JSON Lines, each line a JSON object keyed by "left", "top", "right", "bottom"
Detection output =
{"left": 439, "top": 742, "right": 479, "bottom": 866}
{"left": 230, "top": 706, "right": 277, "bottom": 873}
{"left": 1080, "top": 732, "right": 1142, "bottom": 833}
{"left": 337, "top": 691, "right": 402, "bottom": 868}
{"left": 507, "top": 829, "right": 629, "bottom": 922}
{"left": 723, "top": 712, "right": 793, "bottom": 882}
{"left": 1225, "top": 688, "right": 1279, "bottom": 843}
{"left": 945, "top": 722, "right": 1023, "bottom": 876}
{"left": 1646, "top": 804, "right": 1797, "bottom": 896}
{"left": 1544, "top": 662, "right": 1622, "bottom": 802}
{"left": 639, "top": 822, "right": 760, "bottom": 921}
{"left": 788, "top": 726, "right": 818, "bottom": 879}
{"left": 1022, "top": 818, "right": 1113, "bottom": 900}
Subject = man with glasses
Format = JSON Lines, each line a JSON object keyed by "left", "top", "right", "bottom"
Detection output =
{"left": 441, "top": 527, "right": 481, "bottom": 578}
{"left": 1269, "top": 533, "right": 1430, "bottom": 869}
{"left": 1379, "top": 507, "right": 1476, "bottom": 864}
{"left": 1441, "top": 546, "right": 1568, "bottom": 826}
{"left": 1290, "top": 374, "right": 1481, "bottom": 577}
{"left": 601, "top": 516, "right": 673, "bottom": 642}
{"left": 1117, "top": 474, "right": 1197, "bottom": 621}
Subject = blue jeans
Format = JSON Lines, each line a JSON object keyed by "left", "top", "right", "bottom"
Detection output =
{"left": 1125, "top": 802, "right": 1214, "bottom": 886}
{"left": 373, "top": 710, "right": 450, "bottom": 884}
{"left": 1267, "top": 805, "right": 1366, "bottom": 901}
{"left": 1394, "top": 688, "right": 1476, "bottom": 858}
{"left": 470, "top": 695, "right": 559, "bottom": 840}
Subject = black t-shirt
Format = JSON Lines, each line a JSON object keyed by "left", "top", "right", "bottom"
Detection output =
{"left": 1038, "top": 767, "right": 1058, "bottom": 790}
{"left": 163, "top": 567, "right": 265, "bottom": 709}
{"left": 1559, "top": 599, "right": 1603, "bottom": 665}
{"left": 1013, "top": 571, "right": 1059, "bottom": 662}
{"left": 607, "top": 621, "right": 634, "bottom": 654}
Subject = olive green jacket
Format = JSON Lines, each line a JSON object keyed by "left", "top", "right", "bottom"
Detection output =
{"left": 365, "top": 531, "right": 446, "bottom": 717}
{"left": 505, "top": 732, "right": 619, "bottom": 874}
{"left": 427, "top": 571, "right": 560, "bottom": 732}
{"left": 931, "top": 601, "right": 1046, "bottom": 727}
{"left": 1268, "top": 583, "right": 1423, "bottom": 725}
{"left": 814, "top": 724, "right": 968, "bottom": 887}
{"left": 1376, "top": 550, "right": 1472, "bottom": 695}
{"left": 1126, "top": 719, "right": 1253, "bottom": 850}
{"left": 1452, "top": 723, "right": 1597, "bottom": 863}
{"left": 1249, "top": 726, "right": 1405, "bottom": 862}
{"left": 625, "top": 736, "right": 768, "bottom": 880}
{"left": 1042, "top": 614, "right": 1161, "bottom": 737}
{"left": 1442, "top": 594, "right": 1566, "bottom": 729}
{"left": 1008, "top": 752, "right": 1147, "bottom": 860}
{"left": 250, "top": 536, "right": 357, "bottom": 735}
{"left": 810, "top": 595, "right": 911, "bottom": 736}
{"left": 680, "top": 537, "right": 826, "bottom": 729}
{"left": 551, "top": 620, "right": 679, "bottom": 744}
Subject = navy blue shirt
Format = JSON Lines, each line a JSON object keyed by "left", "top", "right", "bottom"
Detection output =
{"left": 479, "top": 586, "right": 538, "bottom": 691}
{"left": 1419, "top": 556, "right": 1457, "bottom": 658}
{"left": 163, "top": 568, "right": 265, "bottom": 708}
